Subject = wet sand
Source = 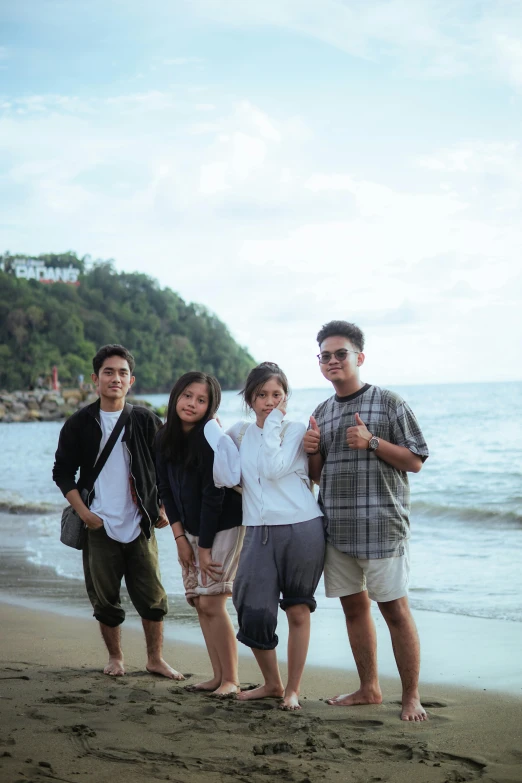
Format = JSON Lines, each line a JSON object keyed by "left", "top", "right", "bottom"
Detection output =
{"left": 3, "top": 509, "right": 522, "bottom": 695}
{"left": 1, "top": 602, "right": 522, "bottom": 783}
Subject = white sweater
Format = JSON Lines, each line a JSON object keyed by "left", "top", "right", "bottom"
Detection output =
{"left": 204, "top": 409, "right": 322, "bottom": 527}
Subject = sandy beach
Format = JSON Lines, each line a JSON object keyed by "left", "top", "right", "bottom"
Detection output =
{"left": 1, "top": 383, "right": 522, "bottom": 783}
{"left": 1, "top": 602, "right": 521, "bottom": 783}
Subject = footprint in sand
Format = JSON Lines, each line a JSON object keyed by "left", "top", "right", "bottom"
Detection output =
{"left": 57, "top": 723, "right": 97, "bottom": 755}
{"left": 253, "top": 741, "right": 293, "bottom": 756}
{"left": 320, "top": 716, "right": 384, "bottom": 730}
{"left": 26, "top": 709, "right": 51, "bottom": 723}
{"left": 322, "top": 730, "right": 344, "bottom": 749}
{"left": 243, "top": 701, "right": 277, "bottom": 711}
{"left": 389, "top": 741, "right": 487, "bottom": 776}
{"left": 126, "top": 689, "right": 152, "bottom": 702}
{"left": 0, "top": 674, "right": 30, "bottom": 681}
{"left": 41, "top": 695, "right": 87, "bottom": 705}
{"left": 195, "top": 705, "right": 217, "bottom": 717}
{"left": 433, "top": 750, "right": 487, "bottom": 772}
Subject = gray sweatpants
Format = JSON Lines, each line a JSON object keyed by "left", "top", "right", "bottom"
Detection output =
{"left": 232, "top": 517, "right": 325, "bottom": 650}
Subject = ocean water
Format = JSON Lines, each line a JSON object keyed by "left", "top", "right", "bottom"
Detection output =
{"left": 1, "top": 381, "right": 521, "bottom": 624}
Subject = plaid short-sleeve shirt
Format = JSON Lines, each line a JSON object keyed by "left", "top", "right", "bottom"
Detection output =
{"left": 312, "top": 384, "right": 429, "bottom": 559}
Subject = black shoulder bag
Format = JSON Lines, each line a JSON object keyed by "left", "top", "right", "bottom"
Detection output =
{"left": 59, "top": 403, "right": 133, "bottom": 549}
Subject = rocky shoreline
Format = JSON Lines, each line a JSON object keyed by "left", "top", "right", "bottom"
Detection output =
{"left": 0, "top": 390, "right": 159, "bottom": 422}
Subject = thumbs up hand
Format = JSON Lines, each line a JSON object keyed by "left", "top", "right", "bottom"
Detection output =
{"left": 346, "top": 412, "right": 372, "bottom": 449}
{"left": 304, "top": 415, "right": 321, "bottom": 455}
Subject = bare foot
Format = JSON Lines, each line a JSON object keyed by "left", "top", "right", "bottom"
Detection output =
{"left": 401, "top": 696, "right": 428, "bottom": 722}
{"left": 326, "top": 686, "right": 382, "bottom": 706}
{"left": 146, "top": 659, "right": 184, "bottom": 680}
{"left": 185, "top": 677, "right": 221, "bottom": 693}
{"left": 279, "top": 690, "right": 301, "bottom": 711}
{"left": 104, "top": 657, "right": 125, "bottom": 676}
{"left": 209, "top": 681, "right": 240, "bottom": 699}
{"left": 236, "top": 683, "right": 284, "bottom": 702}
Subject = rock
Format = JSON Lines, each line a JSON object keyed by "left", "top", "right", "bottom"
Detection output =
{"left": 40, "top": 411, "right": 66, "bottom": 422}
{"left": 128, "top": 396, "right": 153, "bottom": 409}
{"left": 10, "top": 401, "right": 27, "bottom": 415}
{"left": 62, "top": 390, "right": 82, "bottom": 405}
{"left": 0, "top": 389, "right": 101, "bottom": 422}
{"left": 43, "top": 393, "right": 65, "bottom": 405}
{"left": 78, "top": 393, "right": 98, "bottom": 408}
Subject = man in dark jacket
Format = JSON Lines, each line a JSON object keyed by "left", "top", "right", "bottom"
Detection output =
{"left": 53, "top": 344, "right": 182, "bottom": 679}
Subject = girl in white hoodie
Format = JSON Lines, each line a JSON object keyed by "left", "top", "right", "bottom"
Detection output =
{"left": 204, "top": 362, "right": 325, "bottom": 710}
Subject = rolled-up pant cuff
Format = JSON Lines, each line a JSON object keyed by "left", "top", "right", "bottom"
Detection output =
{"left": 237, "top": 630, "right": 279, "bottom": 650}
{"left": 280, "top": 597, "right": 317, "bottom": 612}
{"left": 139, "top": 610, "right": 166, "bottom": 622}
{"left": 94, "top": 608, "right": 165, "bottom": 627}
{"left": 93, "top": 612, "right": 124, "bottom": 628}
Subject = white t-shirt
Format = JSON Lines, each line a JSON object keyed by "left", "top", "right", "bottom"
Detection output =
{"left": 89, "top": 409, "right": 142, "bottom": 543}
{"left": 204, "top": 409, "right": 322, "bottom": 527}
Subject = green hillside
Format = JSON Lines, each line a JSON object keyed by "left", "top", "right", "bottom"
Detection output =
{"left": 0, "top": 252, "right": 255, "bottom": 392}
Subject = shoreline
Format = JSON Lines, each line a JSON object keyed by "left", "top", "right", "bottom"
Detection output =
{"left": 2, "top": 509, "right": 522, "bottom": 695}
{"left": 1, "top": 602, "right": 521, "bottom": 783}
{"left": 2, "top": 588, "right": 522, "bottom": 695}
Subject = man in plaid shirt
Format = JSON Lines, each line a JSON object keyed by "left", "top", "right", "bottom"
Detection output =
{"left": 304, "top": 321, "right": 429, "bottom": 721}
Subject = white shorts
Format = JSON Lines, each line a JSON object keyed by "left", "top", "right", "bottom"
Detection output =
{"left": 324, "top": 541, "right": 410, "bottom": 603}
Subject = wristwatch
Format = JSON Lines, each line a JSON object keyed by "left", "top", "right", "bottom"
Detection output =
{"left": 368, "top": 435, "right": 379, "bottom": 452}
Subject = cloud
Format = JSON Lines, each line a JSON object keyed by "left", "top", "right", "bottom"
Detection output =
{"left": 417, "top": 142, "right": 520, "bottom": 175}
{"left": 200, "top": 161, "right": 229, "bottom": 194}
{"left": 187, "top": 0, "right": 522, "bottom": 87}
{"left": 1, "top": 85, "right": 521, "bottom": 385}
{"left": 445, "top": 281, "right": 479, "bottom": 300}
{"left": 104, "top": 91, "right": 177, "bottom": 112}
{"left": 359, "top": 301, "right": 420, "bottom": 327}
{"left": 189, "top": 0, "right": 458, "bottom": 61}
{"left": 163, "top": 56, "right": 204, "bottom": 66}
{"left": 4, "top": 94, "right": 93, "bottom": 115}
{"left": 491, "top": 33, "right": 522, "bottom": 86}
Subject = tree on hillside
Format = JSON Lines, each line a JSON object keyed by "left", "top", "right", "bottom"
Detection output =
{"left": 0, "top": 253, "right": 255, "bottom": 392}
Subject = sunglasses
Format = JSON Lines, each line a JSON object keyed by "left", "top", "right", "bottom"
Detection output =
{"left": 317, "top": 349, "right": 359, "bottom": 364}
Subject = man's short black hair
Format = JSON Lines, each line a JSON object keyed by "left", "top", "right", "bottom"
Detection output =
{"left": 316, "top": 321, "right": 365, "bottom": 352}
{"left": 92, "top": 344, "right": 135, "bottom": 376}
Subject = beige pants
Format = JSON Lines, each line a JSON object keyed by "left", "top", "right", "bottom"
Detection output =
{"left": 181, "top": 526, "right": 245, "bottom": 606}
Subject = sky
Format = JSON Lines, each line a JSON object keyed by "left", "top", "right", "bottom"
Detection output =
{"left": 1, "top": 0, "right": 522, "bottom": 389}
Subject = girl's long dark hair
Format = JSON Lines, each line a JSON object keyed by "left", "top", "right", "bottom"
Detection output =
{"left": 159, "top": 372, "right": 221, "bottom": 468}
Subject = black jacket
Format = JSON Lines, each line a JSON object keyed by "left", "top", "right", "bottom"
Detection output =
{"left": 53, "top": 400, "right": 162, "bottom": 538}
{"left": 155, "top": 429, "right": 242, "bottom": 549}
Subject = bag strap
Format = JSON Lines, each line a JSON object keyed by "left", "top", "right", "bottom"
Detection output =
{"left": 236, "top": 421, "right": 250, "bottom": 446}
{"left": 236, "top": 419, "right": 290, "bottom": 446}
{"left": 237, "top": 419, "right": 290, "bottom": 447}
{"left": 87, "top": 403, "right": 133, "bottom": 490}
